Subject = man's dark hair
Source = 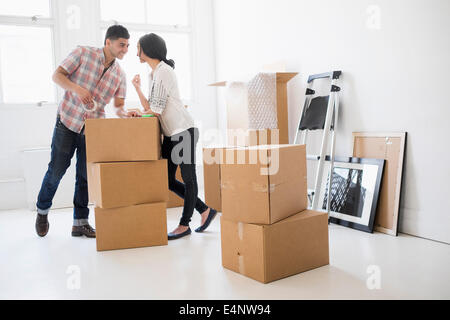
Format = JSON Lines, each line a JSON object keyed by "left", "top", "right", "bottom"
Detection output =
{"left": 104, "top": 25, "right": 130, "bottom": 45}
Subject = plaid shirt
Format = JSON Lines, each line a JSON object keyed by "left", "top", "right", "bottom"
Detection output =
{"left": 57, "top": 46, "right": 126, "bottom": 133}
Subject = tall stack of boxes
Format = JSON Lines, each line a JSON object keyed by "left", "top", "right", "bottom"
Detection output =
{"left": 85, "top": 118, "right": 169, "bottom": 251}
{"left": 219, "top": 144, "right": 329, "bottom": 283}
{"left": 204, "top": 71, "right": 297, "bottom": 211}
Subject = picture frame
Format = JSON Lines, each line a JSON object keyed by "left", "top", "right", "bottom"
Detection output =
{"left": 317, "top": 156, "right": 385, "bottom": 233}
{"left": 352, "top": 132, "right": 407, "bottom": 236}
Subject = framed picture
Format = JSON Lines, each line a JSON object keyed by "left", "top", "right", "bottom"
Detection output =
{"left": 317, "top": 156, "right": 385, "bottom": 233}
{"left": 352, "top": 132, "right": 407, "bottom": 236}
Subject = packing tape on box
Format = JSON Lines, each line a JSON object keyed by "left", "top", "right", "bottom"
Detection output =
{"left": 252, "top": 182, "right": 276, "bottom": 193}
{"left": 220, "top": 182, "right": 234, "bottom": 190}
{"left": 238, "top": 254, "right": 245, "bottom": 274}
{"left": 237, "top": 222, "right": 245, "bottom": 274}
{"left": 238, "top": 222, "right": 244, "bottom": 240}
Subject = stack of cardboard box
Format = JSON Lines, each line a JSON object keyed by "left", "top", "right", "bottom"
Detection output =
{"left": 219, "top": 144, "right": 329, "bottom": 283}
{"left": 85, "top": 118, "right": 169, "bottom": 251}
{"left": 205, "top": 71, "right": 298, "bottom": 211}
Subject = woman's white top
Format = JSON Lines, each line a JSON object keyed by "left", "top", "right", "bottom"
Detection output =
{"left": 148, "top": 61, "right": 195, "bottom": 137}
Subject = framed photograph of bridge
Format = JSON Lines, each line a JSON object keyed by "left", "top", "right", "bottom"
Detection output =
{"left": 317, "top": 156, "right": 385, "bottom": 233}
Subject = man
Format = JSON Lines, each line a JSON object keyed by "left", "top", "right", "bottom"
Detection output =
{"left": 35, "top": 25, "right": 133, "bottom": 238}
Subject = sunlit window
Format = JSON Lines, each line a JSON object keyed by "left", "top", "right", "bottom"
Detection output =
{"left": 100, "top": 0, "right": 189, "bottom": 26}
{"left": 0, "top": 25, "right": 55, "bottom": 104}
{"left": 100, "top": 0, "right": 192, "bottom": 106}
{"left": 0, "top": 0, "right": 50, "bottom": 17}
{"left": 101, "top": 29, "right": 192, "bottom": 104}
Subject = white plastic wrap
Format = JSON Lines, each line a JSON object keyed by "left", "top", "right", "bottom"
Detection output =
{"left": 224, "top": 72, "right": 277, "bottom": 130}
{"left": 247, "top": 72, "right": 277, "bottom": 129}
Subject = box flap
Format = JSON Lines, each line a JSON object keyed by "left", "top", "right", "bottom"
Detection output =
{"left": 276, "top": 72, "right": 298, "bottom": 83}
{"left": 209, "top": 72, "right": 298, "bottom": 87}
{"left": 208, "top": 81, "right": 227, "bottom": 87}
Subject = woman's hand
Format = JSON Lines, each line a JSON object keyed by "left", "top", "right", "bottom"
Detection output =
{"left": 132, "top": 74, "right": 141, "bottom": 90}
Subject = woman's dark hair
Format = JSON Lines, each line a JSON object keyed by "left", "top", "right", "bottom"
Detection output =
{"left": 104, "top": 25, "right": 130, "bottom": 45}
{"left": 139, "top": 33, "right": 175, "bottom": 69}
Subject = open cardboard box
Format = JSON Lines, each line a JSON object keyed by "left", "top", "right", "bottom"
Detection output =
{"left": 209, "top": 72, "right": 297, "bottom": 145}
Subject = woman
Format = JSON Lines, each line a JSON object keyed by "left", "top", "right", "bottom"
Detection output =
{"left": 132, "top": 33, "right": 217, "bottom": 240}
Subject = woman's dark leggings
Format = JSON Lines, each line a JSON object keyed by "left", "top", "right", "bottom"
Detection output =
{"left": 162, "top": 127, "right": 209, "bottom": 226}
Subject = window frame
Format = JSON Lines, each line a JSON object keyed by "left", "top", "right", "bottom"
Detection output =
{"left": 97, "top": 0, "right": 195, "bottom": 106}
{"left": 0, "top": 0, "right": 58, "bottom": 108}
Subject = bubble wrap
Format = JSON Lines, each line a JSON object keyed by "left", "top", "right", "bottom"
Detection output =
{"left": 247, "top": 73, "right": 277, "bottom": 129}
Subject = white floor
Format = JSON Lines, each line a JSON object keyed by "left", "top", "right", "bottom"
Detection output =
{"left": 0, "top": 206, "right": 449, "bottom": 300}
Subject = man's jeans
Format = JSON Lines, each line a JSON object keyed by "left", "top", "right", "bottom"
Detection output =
{"left": 36, "top": 117, "right": 89, "bottom": 221}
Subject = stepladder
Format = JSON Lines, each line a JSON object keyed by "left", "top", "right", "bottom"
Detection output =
{"left": 294, "top": 71, "right": 342, "bottom": 216}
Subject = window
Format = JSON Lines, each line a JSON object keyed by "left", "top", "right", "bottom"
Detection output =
{"left": 0, "top": 0, "right": 50, "bottom": 18}
{"left": 101, "top": 29, "right": 192, "bottom": 104}
{"left": 0, "top": 0, "right": 56, "bottom": 105}
{"left": 99, "top": 0, "right": 192, "bottom": 107}
{"left": 100, "top": 0, "right": 189, "bottom": 26}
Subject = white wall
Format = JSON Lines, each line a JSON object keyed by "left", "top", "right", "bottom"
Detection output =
{"left": 213, "top": 0, "right": 450, "bottom": 243}
{"left": 0, "top": 0, "right": 216, "bottom": 210}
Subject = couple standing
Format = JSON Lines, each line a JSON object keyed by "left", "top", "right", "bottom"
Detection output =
{"left": 35, "top": 25, "right": 217, "bottom": 241}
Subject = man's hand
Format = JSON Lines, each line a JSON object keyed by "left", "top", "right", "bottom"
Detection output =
{"left": 75, "top": 86, "right": 93, "bottom": 105}
{"left": 53, "top": 66, "right": 93, "bottom": 105}
{"left": 132, "top": 74, "right": 141, "bottom": 90}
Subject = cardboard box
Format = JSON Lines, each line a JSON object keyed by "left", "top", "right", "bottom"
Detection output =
{"left": 95, "top": 202, "right": 168, "bottom": 251}
{"left": 220, "top": 144, "right": 307, "bottom": 224}
{"left": 203, "top": 147, "right": 226, "bottom": 211}
{"left": 220, "top": 210, "right": 329, "bottom": 283}
{"left": 168, "top": 192, "right": 183, "bottom": 208}
{"left": 209, "top": 72, "right": 297, "bottom": 145}
{"left": 87, "top": 160, "right": 168, "bottom": 209}
{"left": 85, "top": 118, "right": 161, "bottom": 162}
{"left": 202, "top": 136, "right": 275, "bottom": 211}
{"left": 167, "top": 167, "right": 184, "bottom": 208}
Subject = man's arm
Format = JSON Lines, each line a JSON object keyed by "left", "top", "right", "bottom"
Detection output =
{"left": 114, "top": 97, "right": 135, "bottom": 118}
{"left": 53, "top": 66, "right": 92, "bottom": 105}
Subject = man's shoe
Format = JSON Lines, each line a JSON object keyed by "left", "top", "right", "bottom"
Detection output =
{"left": 168, "top": 227, "right": 191, "bottom": 240}
{"left": 195, "top": 208, "right": 218, "bottom": 233}
{"left": 72, "top": 224, "right": 96, "bottom": 238}
{"left": 35, "top": 213, "right": 49, "bottom": 237}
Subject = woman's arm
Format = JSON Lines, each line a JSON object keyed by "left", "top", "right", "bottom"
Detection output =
{"left": 132, "top": 75, "right": 151, "bottom": 111}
